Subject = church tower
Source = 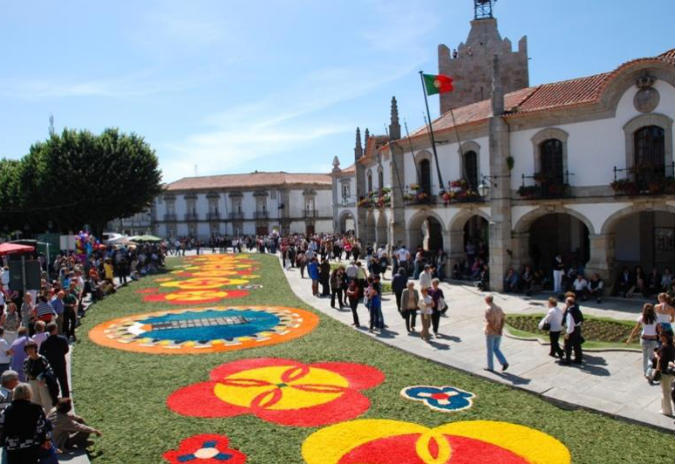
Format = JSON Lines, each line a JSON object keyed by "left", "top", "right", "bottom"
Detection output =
{"left": 438, "top": 0, "right": 529, "bottom": 114}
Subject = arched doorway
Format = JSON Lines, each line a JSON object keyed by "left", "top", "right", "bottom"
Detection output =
{"left": 528, "top": 213, "right": 590, "bottom": 278}
{"left": 407, "top": 212, "right": 444, "bottom": 254}
{"left": 364, "top": 212, "right": 376, "bottom": 247}
{"left": 464, "top": 216, "right": 489, "bottom": 262}
{"left": 338, "top": 211, "right": 355, "bottom": 234}
{"left": 608, "top": 210, "right": 675, "bottom": 275}
{"left": 376, "top": 212, "right": 388, "bottom": 247}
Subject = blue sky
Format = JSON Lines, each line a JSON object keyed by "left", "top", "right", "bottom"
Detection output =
{"left": 1, "top": 0, "right": 673, "bottom": 183}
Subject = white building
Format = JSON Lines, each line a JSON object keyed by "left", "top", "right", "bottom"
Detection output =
{"left": 153, "top": 171, "right": 334, "bottom": 239}
{"left": 332, "top": 9, "right": 675, "bottom": 291}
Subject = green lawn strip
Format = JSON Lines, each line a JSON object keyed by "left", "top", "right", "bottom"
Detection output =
{"left": 505, "top": 313, "right": 641, "bottom": 351}
{"left": 73, "top": 254, "right": 673, "bottom": 463}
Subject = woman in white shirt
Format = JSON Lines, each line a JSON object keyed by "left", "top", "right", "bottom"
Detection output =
{"left": 418, "top": 287, "right": 433, "bottom": 342}
{"left": 627, "top": 303, "right": 658, "bottom": 377}
{"left": 654, "top": 293, "right": 675, "bottom": 324}
{"left": 538, "top": 297, "right": 564, "bottom": 358}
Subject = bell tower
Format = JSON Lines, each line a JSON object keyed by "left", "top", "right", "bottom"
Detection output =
{"left": 438, "top": 0, "right": 529, "bottom": 114}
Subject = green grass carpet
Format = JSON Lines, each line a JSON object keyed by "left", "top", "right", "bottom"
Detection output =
{"left": 74, "top": 254, "right": 674, "bottom": 463}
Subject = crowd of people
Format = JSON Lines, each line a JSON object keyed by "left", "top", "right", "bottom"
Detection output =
{"left": 0, "top": 238, "right": 165, "bottom": 463}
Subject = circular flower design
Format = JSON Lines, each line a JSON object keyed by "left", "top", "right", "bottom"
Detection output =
{"left": 401, "top": 385, "right": 475, "bottom": 412}
{"left": 143, "top": 289, "right": 249, "bottom": 305}
{"left": 167, "top": 357, "right": 385, "bottom": 426}
{"left": 302, "top": 419, "right": 570, "bottom": 464}
{"left": 163, "top": 434, "right": 246, "bottom": 464}
{"left": 160, "top": 278, "right": 250, "bottom": 290}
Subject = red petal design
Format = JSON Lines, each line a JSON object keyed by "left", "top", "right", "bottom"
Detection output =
{"left": 209, "top": 358, "right": 303, "bottom": 382}
{"left": 311, "top": 362, "right": 385, "bottom": 390}
{"left": 280, "top": 365, "right": 311, "bottom": 383}
{"left": 167, "top": 382, "right": 246, "bottom": 418}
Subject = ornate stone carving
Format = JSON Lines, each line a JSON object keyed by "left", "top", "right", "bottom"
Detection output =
{"left": 634, "top": 73, "right": 659, "bottom": 113}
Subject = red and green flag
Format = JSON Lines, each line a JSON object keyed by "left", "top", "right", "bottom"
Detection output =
{"left": 422, "top": 73, "right": 454, "bottom": 95}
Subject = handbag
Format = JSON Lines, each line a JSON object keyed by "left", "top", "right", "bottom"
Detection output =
{"left": 438, "top": 297, "right": 448, "bottom": 312}
{"left": 542, "top": 322, "right": 551, "bottom": 331}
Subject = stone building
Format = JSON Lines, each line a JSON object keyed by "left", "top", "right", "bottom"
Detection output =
{"left": 332, "top": 4, "right": 675, "bottom": 291}
{"left": 152, "top": 172, "right": 333, "bottom": 240}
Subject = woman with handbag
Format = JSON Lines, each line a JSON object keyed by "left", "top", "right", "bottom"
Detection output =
{"left": 538, "top": 297, "right": 564, "bottom": 359}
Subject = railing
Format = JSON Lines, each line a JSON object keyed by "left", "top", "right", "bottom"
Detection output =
{"left": 184, "top": 212, "right": 199, "bottom": 221}
{"left": 229, "top": 212, "right": 244, "bottom": 220}
{"left": 207, "top": 211, "right": 220, "bottom": 220}
{"left": 518, "top": 171, "right": 573, "bottom": 199}
{"left": 304, "top": 209, "right": 318, "bottom": 218}
{"left": 254, "top": 211, "right": 269, "bottom": 219}
{"left": 163, "top": 213, "right": 177, "bottom": 221}
{"left": 404, "top": 193, "right": 436, "bottom": 206}
{"left": 611, "top": 162, "right": 675, "bottom": 196}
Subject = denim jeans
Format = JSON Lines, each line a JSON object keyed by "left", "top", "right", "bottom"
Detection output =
{"left": 641, "top": 338, "right": 659, "bottom": 376}
{"left": 486, "top": 334, "right": 507, "bottom": 370}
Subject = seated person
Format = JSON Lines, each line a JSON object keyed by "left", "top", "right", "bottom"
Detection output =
{"left": 503, "top": 268, "right": 520, "bottom": 293}
{"left": 571, "top": 274, "right": 589, "bottom": 301}
{"left": 477, "top": 265, "right": 489, "bottom": 291}
{"left": 520, "top": 265, "right": 534, "bottom": 295}
{"left": 633, "top": 265, "right": 647, "bottom": 297}
{"left": 615, "top": 266, "right": 633, "bottom": 297}
{"left": 646, "top": 268, "right": 661, "bottom": 297}
{"left": 48, "top": 398, "right": 102, "bottom": 451}
{"left": 660, "top": 267, "right": 673, "bottom": 292}
{"left": 587, "top": 273, "right": 604, "bottom": 303}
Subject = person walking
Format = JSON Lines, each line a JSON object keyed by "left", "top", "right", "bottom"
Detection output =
{"left": 367, "top": 281, "right": 384, "bottom": 333}
{"left": 391, "top": 269, "right": 407, "bottom": 313}
{"left": 418, "top": 287, "right": 433, "bottom": 341}
{"left": 307, "top": 258, "right": 320, "bottom": 296}
{"left": 329, "top": 267, "right": 345, "bottom": 309}
{"left": 23, "top": 341, "right": 57, "bottom": 413}
{"left": 345, "top": 280, "right": 360, "bottom": 328}
{"left": 553, "top": 254, "right": 565, "bottom": 295}
{"left": 2, "top": 303, "right": 20, "bottom": 345}
{"left": 561, "top": 296, "right": 584, "bottom": 365}
{"left": 427, "top": 278, "right": 446, "bottom": 338}
{"left": 484, "top": 295, "right": 508, "bottom": 372}
{"left": 9, "top": 327, "right": 31, "bottom": 381}
{"left": 654, "top": 329, "right": 675, "bottom": 416}
{"left": 626, "top": 303, "right": 658, "bottom": 378}
{"left": 538, "top": 297, "right": 564, "bottom": 358}
{"left": 400, "top": 281, "right": 419, "bottom": 333}
{"left": 39, "top": 322, "right": 70, "bottom": 398}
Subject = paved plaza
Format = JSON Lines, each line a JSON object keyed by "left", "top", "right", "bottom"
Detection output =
{"left": 283, "top": 258, "right": 675, "bottom": 432}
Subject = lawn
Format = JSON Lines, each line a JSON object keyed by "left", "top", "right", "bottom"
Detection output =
{"left": 74, "top": 254, "right": 674, "bottom": 463}
{"left": 505, "top": 314, "right": 641, "bottom": 351}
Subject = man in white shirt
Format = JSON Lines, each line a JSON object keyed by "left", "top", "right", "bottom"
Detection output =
{"left": 419, "top": 264, "right": 433, "bottom": 291}
{"left": 0, "top": 267, "right": 9, "bottom": 291}
{"left": 0, "top": 328, "right": 11, "bottom": 373}
{"left": 572, "top": 274, "right": 588, "bottom": 301}
{"left": 538, "top": 297, "right": 564, "bottom": 358}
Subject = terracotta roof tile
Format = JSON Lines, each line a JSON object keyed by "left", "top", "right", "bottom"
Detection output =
{"left": 166, "top": 171, "right": 331, "bottom": 191}
{"left": 658, "top": 49, "right": 675, "bottom": 63}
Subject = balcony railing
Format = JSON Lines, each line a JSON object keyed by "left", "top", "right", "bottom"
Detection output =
{"left": 163, "top": 213, "right": 177, "bottom": 222}
{"left": 403, "top": 193, "right": 436, "bottom": 206}
{"left": 207, "top": 211, "right": 220, "bottom": 220}
{"left": 184, "top": 212, "right": 199, "bottom": 221}
{"left": 611, "top": 162, "right": 675, "bottom": 196}
{"left": 304, "top": 209, "right": 318, "bottom": 218}
{"left": 254, "top": 211, "right": 269, "bottom": 219}
{"left": 229, "top": 212, "right": 244, "bottom": 220}
{"left": 518, "top": 171, "right": 573, "bottom": 199}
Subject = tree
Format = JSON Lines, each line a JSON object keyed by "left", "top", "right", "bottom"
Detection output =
{"left": 0, "top": 128, "right": 163, "bottom": 235}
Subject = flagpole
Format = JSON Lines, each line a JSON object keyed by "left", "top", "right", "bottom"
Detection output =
{"left": 419, "top": 71, "right": 445, "bottom": 195}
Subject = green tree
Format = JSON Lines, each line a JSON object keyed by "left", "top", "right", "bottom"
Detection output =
{"left": 0, "top": 128, "right": 163, "bottom": 235}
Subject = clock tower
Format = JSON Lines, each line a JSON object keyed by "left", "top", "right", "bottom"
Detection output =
{"left": 438, "top": 0, "right": 529, "bottom": 114}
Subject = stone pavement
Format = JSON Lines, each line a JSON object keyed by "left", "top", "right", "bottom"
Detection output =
{"left": 282, "top": 260, "right": 675, "bottom": 432}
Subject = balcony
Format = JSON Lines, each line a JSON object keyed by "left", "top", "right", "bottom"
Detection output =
{"left": 163, "top": 213, "right": 177, "bottom": 222}
{"left": 611, "top": 162, "right": 675, "bottom": 196}
{"left": 254, "top": 211, "right": 269, "bottom": 219}
{"left": 518, "top": 171, "right": 573, "bottom": 200}
{"left": 184, "top": 212, "right": 199, "bottom": 221}
{"left": 229, "top": 212, "right": 244, "bottom": 220}
{"left": 207, "top": 211, "right": 220, "bottom": 221}
{"left": 304, "top": 209, "right": 318, "bottom": 218}
{"left": 403, "top": 192, "right": 436, "bottom": 206}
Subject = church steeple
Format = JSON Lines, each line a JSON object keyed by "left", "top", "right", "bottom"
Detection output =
{"left": 389, "top": 97, "right": 401, "bottom": 140}
{"left": 354, "top": 127, "right": 363, "bottom": 161}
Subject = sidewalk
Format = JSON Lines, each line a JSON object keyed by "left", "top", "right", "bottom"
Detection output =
{"left": 282, "top": 260, "right": 675, "bottom": 432}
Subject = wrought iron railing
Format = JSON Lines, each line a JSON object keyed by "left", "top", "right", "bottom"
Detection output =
{"left": 611, "top": 161, "right": 675, "bottom": 195}
{"left": 518, "top": 171, "right": 573, "bottom": 199}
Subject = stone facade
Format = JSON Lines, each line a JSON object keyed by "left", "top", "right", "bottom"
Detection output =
{"left": 438, "top": 18, "right": 528, "bottom": 114}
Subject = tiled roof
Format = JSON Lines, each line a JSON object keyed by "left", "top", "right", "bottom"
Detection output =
{"left": 340, "top": 163, "right": 355, "bottom": 174}
{"left": 412, "top": 49, "right": 674, "bottom": 138}
{"left": 166, "top": 171, "right": 331, "bottom": 191}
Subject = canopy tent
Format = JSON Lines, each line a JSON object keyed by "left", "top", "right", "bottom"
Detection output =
{"left": 128, "top": 235, "right": 162, "bottom": 242}
{"left": 0, "top": 242, "right": 35, "bottom": 256}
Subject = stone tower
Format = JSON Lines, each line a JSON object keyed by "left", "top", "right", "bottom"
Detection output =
{"left": 438, "top": 1, "right": 528, "bottom": 114}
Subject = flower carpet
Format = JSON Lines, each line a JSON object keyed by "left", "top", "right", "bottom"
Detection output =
{"left": 74, "top": 253, "right": 675, "bottom": 463}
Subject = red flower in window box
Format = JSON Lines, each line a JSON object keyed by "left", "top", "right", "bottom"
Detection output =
{"left": 163, "top": 434, "right": 246, "bottom": 464}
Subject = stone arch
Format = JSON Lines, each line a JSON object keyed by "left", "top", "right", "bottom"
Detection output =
{"left": 514, "top": 205, "right": 595, "bottom": 235}
{"left": 530, "top": 127, "right": 569, "bottom": 175}
{"left": 406, "top": 209, "right": 446, "bottom": 253}
{"left": 413, "top": 149, "right": 433, "bottom": 164}
{"left": 338, "top": 209, "right": 356, "bottom": 234}
{"left": 601, "top": 203, "right": 675, "bottom": 234}
{"left": 448, "top": 209, "right": 491, "bottom": 273}
{"left": 599, "top": 60, "right": 675, "bottom": 111}
{"left": 622, "top": 112, "right": 673, "bottom": 169}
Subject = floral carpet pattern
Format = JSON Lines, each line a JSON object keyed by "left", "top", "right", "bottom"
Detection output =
{"left": 401, "top": 385, "right": 476, "bottom": 412}
{"left": 167, "top": 357, "right": 385, "bottom": 426}
{"left": 163, "top": 434, "right": 247, "bottom": 464}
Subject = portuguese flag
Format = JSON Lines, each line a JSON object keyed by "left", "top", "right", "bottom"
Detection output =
{"left": 422, "top": 73, "right": 454, "bottom": 95}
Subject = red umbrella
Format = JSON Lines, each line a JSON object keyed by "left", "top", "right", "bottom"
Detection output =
{"left": 0, "top": 242, "right": 35, "bottom": 256}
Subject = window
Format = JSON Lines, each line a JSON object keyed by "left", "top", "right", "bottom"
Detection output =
{"left": 367, "top": 171, "right": 373, "bottom": 192}
{"left": 463, "top": 151, "right": 478, "bottom": 189}
{"left": 634, "top": 125, "right": 665, "bottom": 187}
{"left": 342, "top": 184, "right": 350, "bottom": 203}
{"left": 378, "top": 170, "right": 384, "bottom": 191}
{"left": 419, "top": 159, "right": 431, "bottom": 194}
{"left": 539, "top": 139, "right": 564, "bottom": 185}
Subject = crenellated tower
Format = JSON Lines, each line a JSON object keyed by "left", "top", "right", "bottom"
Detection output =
{"left": 438, "top": 0, "right": 528, "bottom": 113}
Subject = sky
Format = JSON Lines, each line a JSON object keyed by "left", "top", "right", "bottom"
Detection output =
{"left": 1, "top": 0, "right": 673, "bottom": 183}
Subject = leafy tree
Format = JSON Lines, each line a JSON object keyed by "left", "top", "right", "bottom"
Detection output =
{"left": 0, "top": 128, "right": 163, "bottom": 235}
